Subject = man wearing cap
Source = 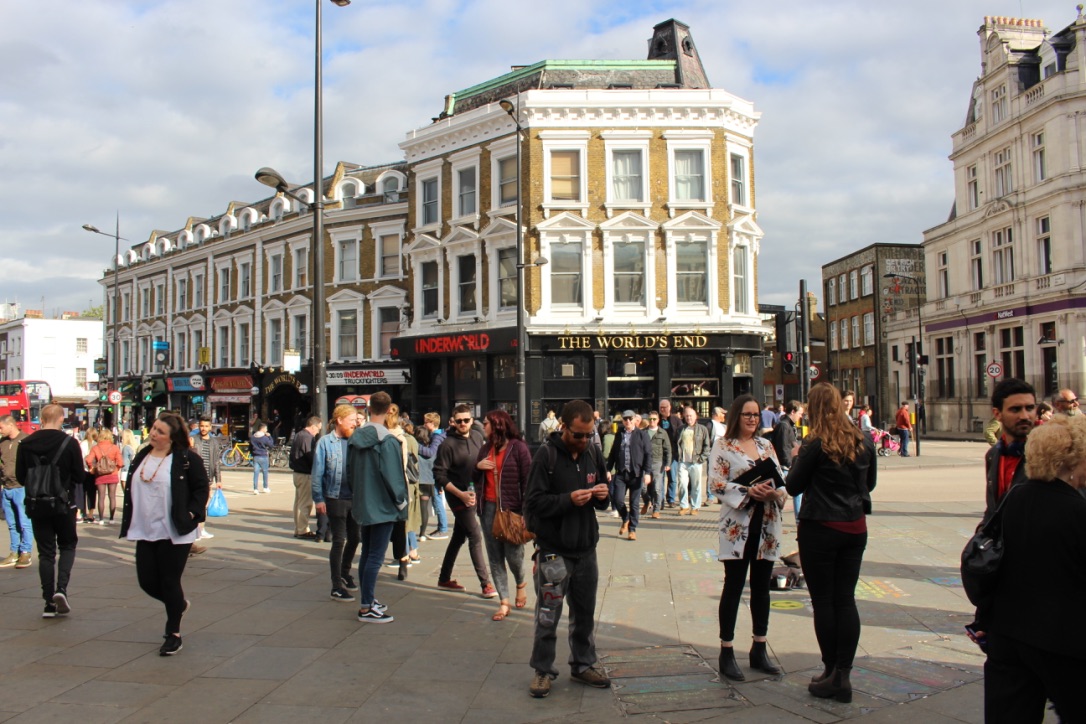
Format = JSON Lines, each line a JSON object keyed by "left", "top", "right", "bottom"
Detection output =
{"left": 606, "top": 411, "right": 651, "bottom": 541}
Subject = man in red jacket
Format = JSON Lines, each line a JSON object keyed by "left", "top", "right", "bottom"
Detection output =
{"left": 894, "top": 402, "right": 912, "bottom": 457}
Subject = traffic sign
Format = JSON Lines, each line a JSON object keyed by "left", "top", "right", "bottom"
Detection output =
{"left": 107, "top": 390, "right": 122, "bottom": 405}
{"left": 808, "top": 365, "right": 820, "bottom": 380}
{"left": 986, "top": 361, "right": 1003, "bottom": 379}
{"left": 774, "top": 384, "right": 784, "bottom": 400}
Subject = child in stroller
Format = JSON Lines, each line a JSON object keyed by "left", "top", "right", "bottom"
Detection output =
{"left": 873, "top": 427, "right": 901, "bottom": 457}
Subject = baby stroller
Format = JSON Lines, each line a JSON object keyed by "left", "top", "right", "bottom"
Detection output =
{"left": 874, "top": 428, "right": 901, "bottom": 457}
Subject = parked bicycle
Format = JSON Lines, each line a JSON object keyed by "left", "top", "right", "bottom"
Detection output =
{"left": 221, "top": 440, "right": 252, "bottom": 468}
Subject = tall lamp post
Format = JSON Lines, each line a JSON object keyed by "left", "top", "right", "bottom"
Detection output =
{"left": 499, "top": 97, "right": 548, "bottom": 436}
{"left": 255, "top": 0, "right": 350, "bottom": 422}
{"left": 83, "top": 215, "right": 125, "bottom": 427}
{"left": 884, "top": 272, "right": 923, "bottom": 457}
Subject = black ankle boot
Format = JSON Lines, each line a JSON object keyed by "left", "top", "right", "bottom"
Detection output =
{"left": 749, "top": 640, "right": 780, "bottom": 675}
{"left": 810, "top": 663, "right": 833, "bottom": 683}
{"left": 398, "top": 559, "right": 409, "bottom": 581}
{"left": 718, "top": 646, "right": 745, "bottom": 681}
{"left": 808, "top": 666, "right": 851, "bottom": 703}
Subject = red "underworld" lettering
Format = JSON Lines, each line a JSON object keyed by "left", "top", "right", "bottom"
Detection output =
{"left": 415, "top": 333, "right": 491, "bottom": 355}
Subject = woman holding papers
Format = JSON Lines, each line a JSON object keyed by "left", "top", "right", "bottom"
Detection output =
{"left": 785, "top": 383, "right": 877, "bottom": 704}
{"left": 708, "top": 393, "right": 787, "bottom": 682}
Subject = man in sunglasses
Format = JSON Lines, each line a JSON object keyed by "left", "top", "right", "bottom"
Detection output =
{"left": 1053, "top": 389, "right": 1080, "bottom": 416}
{"left": 524, "top": 400, "right": 611, "bottom": 699}
{"left": 434, "top": 405, "right": 496, "bottom": 599}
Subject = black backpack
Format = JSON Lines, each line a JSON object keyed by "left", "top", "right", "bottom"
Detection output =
{"left": 405, "top": 450, "right": 420, "bottom": 485}
{"left": 24, "top": 440, "right": 72, "bottom": 518}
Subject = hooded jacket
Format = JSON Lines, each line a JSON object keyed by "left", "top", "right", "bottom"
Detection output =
{"left": 523, "top": 433, "right": 609, "bottom": 558}
{"left": 347, "top": 422, "right": 408, "bottom": 528}
{"left": 16, "top": 429, "right": 86, "bottom": 500}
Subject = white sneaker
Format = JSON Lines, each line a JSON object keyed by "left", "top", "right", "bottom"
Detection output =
{"left": 262, "top": 489, "right": 270, "bottom": 494}
{"left": 608, "top": 510, "right": 620, "bottom": 518}
{"left": 199, "top": 531, "right": 214, "bottom": 540}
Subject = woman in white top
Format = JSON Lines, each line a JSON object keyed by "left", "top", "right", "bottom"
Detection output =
{"left": 120, "top": 412, "right": 209, "bottom": 657}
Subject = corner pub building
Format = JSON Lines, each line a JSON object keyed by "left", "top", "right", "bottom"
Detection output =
{"left": 98, "top": 20, "right": 766, "bottom": 439}
{"left": 391, "top": 20, "right": 767, "bottom": 437}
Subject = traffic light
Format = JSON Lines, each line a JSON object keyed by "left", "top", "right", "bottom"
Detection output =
{"left": 141, "top": 377, "right": 154, "bottom": 403}
{"left": 98, "top": 388, "right": 108, "bottom": 403}
{"left": 775, "top": 311, "right": 797, "bottom": 357}
{"left": 782, "top": 351, "right": 798, "bottom": 375}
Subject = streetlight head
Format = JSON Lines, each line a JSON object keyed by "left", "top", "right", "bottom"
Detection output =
{"left": 255, "top": 166, "right": 289, "bottom": 192}
{"left": 82, "top": 224, "right": 101, "bottom": 234}
{"left": 330, "top": 0, "right": 350, "bottom": 5}
{"left": 882, "top": 273, "right": 895, "bottom": 279}
{"left": 534, "top": 256, "right": 549, "bottom": 267}
{"left": 499, "top": 99, "right": 515, "bottom": 116}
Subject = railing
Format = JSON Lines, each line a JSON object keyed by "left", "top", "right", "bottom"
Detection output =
{"left": 970, "top": 291, "right": 983, "bottom": 304}
{"left": 1025, "top": 83, "right": 1045, "bottom": 106}
{"left": 1036, "top": 275, "right": 1051, "bottom": 290}
{"left": 993, "top": 283, "right": 1015, "bottom": 298}
{"left": 934, "top": 300, "right": 946, "bottom": 311}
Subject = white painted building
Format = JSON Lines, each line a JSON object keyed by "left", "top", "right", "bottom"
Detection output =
{"left": 921, "top": 11, "right": 1086, "bottom": 432}
{"left": 0, "top": 315, "right": 103, "bottom": 404}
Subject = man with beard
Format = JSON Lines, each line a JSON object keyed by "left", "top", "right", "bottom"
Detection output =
{"left": 1053, "top": 389, "right": 1080, "bottom": 417}
{"left": 983, "top": 378, "right": 1037, "bottom": 523}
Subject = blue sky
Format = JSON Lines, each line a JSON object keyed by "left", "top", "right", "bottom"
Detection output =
{"left": 0, "top": 0, "right": 1076, "bottom": 316}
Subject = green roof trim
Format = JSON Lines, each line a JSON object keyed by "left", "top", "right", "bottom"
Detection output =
{"left": 449, "top": 59, "right": 678, "bottom": 105}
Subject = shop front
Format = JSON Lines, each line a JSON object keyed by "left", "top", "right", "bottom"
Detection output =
{"left": 207, "top": 374, "right": 254, "bottom": 441}
{"left": 326, "top": 365, "right": 411, "bottom": 419}
{"left": 389, "top": 328, "right": 516, "bottom": 423}
{"left": 255, "top": 370, "right": 311, "bottom": 440}
{"left": 527, "top": 332, "right": 765, "bottom": 431}
{"left": 166, "top": 373, "right": 208, "bottom": 421}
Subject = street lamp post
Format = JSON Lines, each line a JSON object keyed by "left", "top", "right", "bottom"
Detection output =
{"left": 884, "top": 272, "right": 923, "bottom": 457}
{"left": 255, "top": 0, "right": 350, "bottom": 422}
{"left": 83, "top": 215, "right": 125, "bottom": 428}
{"left": 499, "top": 97, "right": 528, "bottom": 435}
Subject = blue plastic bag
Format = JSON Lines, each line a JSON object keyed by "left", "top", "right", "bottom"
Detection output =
{"left": 207, "top": 488, "right": 229, "bottom": 518}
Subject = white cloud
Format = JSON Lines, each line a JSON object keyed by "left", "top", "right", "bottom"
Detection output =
{"left": 0, "top": 0, "right": 1074, "bottom": 315}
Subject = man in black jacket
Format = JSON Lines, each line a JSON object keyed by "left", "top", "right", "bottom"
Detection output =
{"left": 15, "top": 404, "right": 85, "bottom": 618}
{"left": 524, "top": 400, "right": 611, "bottom": 699}
{"left": 983, "top": 378, "right": 1036, "bottom": 523}
{"left": 771, "top": 401, "right": 804, "bottom": 469}
{"left": 434, "top": 404, "right": 494, "bottom": 598}
{"left": 606, "top": 410, "right": 650, "bottom": 541}
{"left": 289, "top": 415, "right": 322, "bottom": 539}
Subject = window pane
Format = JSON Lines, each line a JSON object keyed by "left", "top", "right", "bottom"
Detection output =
{"left": 379, "top": 307, "right": 398, "bottom": 357}
{"left": 551, "top": 243, "right": 583, "bottom": 305}
{"left": 613, "top": 240, "right": 645, "bottom": 304}
{"left": 674, "top": 149, "right": 705, "bottom": 201}
{"left": 550, "top": 151, "right": 580, "bottom": 201}
{"left": 458, "top": 167, "right": 476, "bottom": 216}
{"left": 676, "top": 240, "right": 707, "bottom": 303}
{"left": 498, "top": 248, "right": 517, "bottom": 309}
{"left": 339, "top": 310, "right": 357, "bottom": 358}
{"left": 422, "top": 178, "right": 438, "bottom": 225}
{"left": 612, "top": 150, "right": 642, "bottom": 202}
{"left": 458, "top": 255, "right": 476, "bottom": 313}
{"left": 422, "top": 261, "right": 439, "bottom": 317}
{"left": 499, "top": 157, "right": 517, "bottom": 206}
{"left": 732, "top": 245, "right": 748, "bottom": 313}
{"left": 380, "top": 235, "right": 399, "bottom": 277}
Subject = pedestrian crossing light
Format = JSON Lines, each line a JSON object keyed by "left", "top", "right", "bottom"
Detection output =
{"left": 98, "top": 388, "right": 108, "bottom": 403}
{"left": 141, "top": 378, "right": 154, "bottom": 403}
{"left": 782, "top": 352, "right": 798, "bottom": 375}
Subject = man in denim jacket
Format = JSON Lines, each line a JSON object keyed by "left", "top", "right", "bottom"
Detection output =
{"left": 312, "top": 405, "right": 359, "bottom": 602}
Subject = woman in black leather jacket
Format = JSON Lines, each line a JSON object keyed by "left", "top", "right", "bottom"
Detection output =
{"left": 785, "top": 384, "right": 876, "bottom": 704}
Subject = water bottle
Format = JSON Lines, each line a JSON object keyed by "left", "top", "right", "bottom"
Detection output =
{"left": 467, "top": 482, "right": 475, "bottom": 495}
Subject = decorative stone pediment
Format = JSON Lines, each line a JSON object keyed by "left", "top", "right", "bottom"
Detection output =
{"left": 984, "top": 199, "right": 1014, "bottom": 218}
{"left": 661, "top": 210, "right": 722, "bottom": 231}
{"left": 599, "top": 211, "right": 659, "bottom": 231}
{"left": 536, "top": 211, "right": 596, "bottom": 231}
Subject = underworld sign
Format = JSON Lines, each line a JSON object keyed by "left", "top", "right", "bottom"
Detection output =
{"left": 555, "top": 334, "right": 710, "bottom": 350}
{"left": 390, "top": 327, "right": 516, "bottom": 359}
{"left": 326, "top": 368, "right": 409, "bottom": 386}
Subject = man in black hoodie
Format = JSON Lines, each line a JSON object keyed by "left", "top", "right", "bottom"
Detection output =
{"left": 524, "top": 400, "right": 611, "bottom": 699}
{"left": 15, "top": 404, "right": 85, "bottom": 618}
{"left": 434, "top": 404, "right": 494, "bottom": 598}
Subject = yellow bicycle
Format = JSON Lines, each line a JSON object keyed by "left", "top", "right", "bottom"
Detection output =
{"left": 221, "top": 440, "right": 251, "bottom": 468}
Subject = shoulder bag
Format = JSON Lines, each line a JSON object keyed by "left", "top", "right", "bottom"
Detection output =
{"left": 492, "top": 445, "right": 535, "bottom": 546}
{"left": 960, "top": 486, "right": 1016, "bottom": 607}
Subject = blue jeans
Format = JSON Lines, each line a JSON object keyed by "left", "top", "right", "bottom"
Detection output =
{"left": 253, "top": 456, "right": 270, "bottom": 490}
{"left": 431, "top": 490, "right": 448, "bottom": 533}
{"left": 677, "top": 461, "right": 702, "bottom": 509}
{"left": 667, "top": 464, "right": 678, "bottom": 505}
{"left": 898, "top": 429, "right": 911, "bottom": 456}
{"left": 358, "top": 521, "right": 394, "bottom": 607}
{"left": 2, "top": 487, "right": 32, "bottom": 554}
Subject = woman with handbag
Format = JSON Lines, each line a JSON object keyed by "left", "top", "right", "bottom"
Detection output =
{"left": 120, "top": 412, "right": 210, "bottom": 656}
{"left": 978, "top": 414, "right": 1086, "bottom": 722}
{"left": 708, "top": 393, "right": 787, "bottom": 682}
{"left": 475, "top": 409, "right": 532, "bottom": 621}
{"left": 785, "top": 383, "right": 877, "bottom": 704}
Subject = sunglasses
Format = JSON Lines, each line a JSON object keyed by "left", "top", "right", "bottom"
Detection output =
{"left": 623, "top": 416, "right": 633, "bottom": 421}
{"left": 566, "top": 431, "right": 594, "bottom": 440}
{"left": 1063, "top": 398, "right": 1079, "bottom": 405}
{"left": 453, "top": 418, "right": 473, "bottom": 424}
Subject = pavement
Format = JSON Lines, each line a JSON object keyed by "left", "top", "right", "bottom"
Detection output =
{"left": 0, "top": 440, "right": 1054, "bottom": 723}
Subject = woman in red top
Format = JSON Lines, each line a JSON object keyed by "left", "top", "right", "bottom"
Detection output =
{"left": 86, "top": 430, "right": 125, "bottom": 525}
{"left": 474, "top": 409, "right": 532, "bottom": 621}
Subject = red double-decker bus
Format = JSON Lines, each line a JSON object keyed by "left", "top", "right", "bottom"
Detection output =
{"left": 0, "top": 380, "right": 52, "bottom": 433}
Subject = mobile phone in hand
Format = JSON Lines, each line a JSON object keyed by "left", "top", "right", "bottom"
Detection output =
{"left": 964, "top": 624, "right": 988, "bottom": 653}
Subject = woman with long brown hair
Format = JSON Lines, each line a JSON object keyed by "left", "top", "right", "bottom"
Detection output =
{"left": 475, "top": 409, "right": 532, "bottom": 621}
{"left": 708, "top": 393, "right": 787, "bottom": 682}
{"left": 86, "top": 429, "right": 124, "bottom": 525}
{"left": 785, "top": 383, "right": 876, "bottom": 703}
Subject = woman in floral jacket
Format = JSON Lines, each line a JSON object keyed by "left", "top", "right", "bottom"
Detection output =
{"left": 708, "top": 393, "right": 787, "bottom": 683}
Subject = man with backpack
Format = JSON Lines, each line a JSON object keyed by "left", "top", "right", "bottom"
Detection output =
{"left": 15, "top": 404, "right": 86, "bottom": 618}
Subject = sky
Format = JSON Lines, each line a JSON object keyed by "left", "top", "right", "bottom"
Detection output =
{"left": 1, "top": 0, "right": 1076, "bottom": 316}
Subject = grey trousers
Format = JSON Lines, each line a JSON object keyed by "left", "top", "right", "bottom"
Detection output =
{"left": 530, "top": 548, "right": 599, "bottom": 678}
{"left": 481, "top": 501, "right": 527, "bottom": 602}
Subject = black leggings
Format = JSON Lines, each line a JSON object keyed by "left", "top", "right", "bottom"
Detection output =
{"left": 719, "top": 503, "right": 772, "bottom": 642}
{"left": 418, "top": 484, "right": 433, "bottom": 537}
{"left": 135, "top": 539, "right": 191, "bottom": 636}
{"left": 797, "top": 522, "right": 867, "bottom": 669}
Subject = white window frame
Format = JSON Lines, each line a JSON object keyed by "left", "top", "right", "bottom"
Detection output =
{"left": 602, "top": 131, "right": 652, "bottom": 217}
{"left": 600, "top": 213, "right": 658, "bottom": 317}
{"left": 329, "top": 226, "right": 363, "bottom": 285}
{"left": 540, "top": 130, "right": 590, "bottom": 217}
{"left": 289, "top": 238, "right": 310, "bottom": 290}
{"left": 266, "top": 247, "right": 285, "bottom": 294}
{"left": 994, "top": 147, "right": 1012, "bottom": 197}
{"left": 839, "top": 318, "right": 849, "bottom": 350}
{"left": 830, "top": 321, "right": 838, "bottom": 351}
{"left": 451, "top": 251, "right": 480, "bottom": 318}
{"left": 851, "top": 316, "right": 860, "bottom": 349}
{"left": 992, "top": 227, "right": 1015, "bottom": 284}
{"left": 216, "top": 264, "right": 231, "bottom": 304}
{"left": 265, "top": 312, "right": 284, "bottom": 367}
{"left": 216, "top": 323, "right": 231, "bottom": 367}
{"left": 371, "top": 220, "right": 406, "bottom": 281}
{"left": 368, "top": 287, "right": 407, "bottom": 361}
{"left": 537, "top": 213, "right": 596, "bottom": 321}
{"left": 967, "top": 164, "right": 980, "bottom": 210}
{"left": 487, "top": 136, "right": 518, "bottom": 214}
{"left": 726, "top": 138, "right": 752, "bottom": 211}
{"left": 414, "top": 158, "right": 443, "bottom": 232}
{"left": 937, "top": 251, "right": 949, "bottom": 298}
{"left": 863, "top": 312, "right": 874, "bottom": 346}
{"left": 482, "top": 221, "right": 517, "bottom": 322}
{"left": 827, "top": 278, "right": 836, "bottom": 306}
{"left": 661, "top": 212, "right": 724, "bottom": 320}
{"left": 1037, "top": 216, "right": 1052, "bottom": 275}
{"left": 175, "top": 278, "right": 187, "bottom": 313}
{"left": 238, "top": 260, "right": 252, "bottom": 300}
{"left": 664, "top": 131, "right": 714, "bottom": 216}
{"left": 849, "top": 270, "right": 859, "bottom": 300}
{"left": 331, "top": 302, "right": 361, "bottom": 361}
{"left": 991, "top": 84, "right": 1007, "bottom": 124}
{"left": 449, "top": 148, "right": 481, "bottom": 226}
{"left": 192, "top": 272, "right": 204, "bottom": 309}
{"left": 971, "top": 238, "right": 984, "bottom": 291}
{"left": 860, "top": 265, "right": 873, "bottom": 296}
{"left": 236, "top": 319, "right": 251, "bottom": 368}
{"left": 732, "top": 241, "right": 753, "bottom": 315}
{"left": 1032, "top": 131, "right": 1046, "bottom": 182}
